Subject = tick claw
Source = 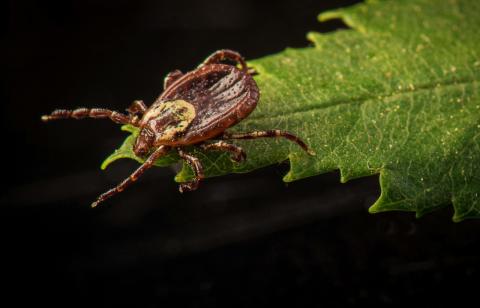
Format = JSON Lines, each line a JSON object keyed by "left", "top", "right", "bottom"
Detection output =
{"left": 179, "top": 183, "right": 190, "bottom": 193}
{"left": 231, "top": 152, "right": 246, "bottom": 163}
{"left": 179, "top": 181, "right": 199, "bottom": 192}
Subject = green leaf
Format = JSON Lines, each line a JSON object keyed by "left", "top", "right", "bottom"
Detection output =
{"left": 102, "top": 0, "right": 480, "bottom": 221}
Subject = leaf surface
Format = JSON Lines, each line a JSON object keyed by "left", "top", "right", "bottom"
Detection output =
{"left": 103, "top": 0, "right": 480, "bottom": 221}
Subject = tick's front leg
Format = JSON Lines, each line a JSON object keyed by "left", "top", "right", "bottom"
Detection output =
{"left": 199, "top": 141, "right": 246, "bottom": 163}
{"left": 41, "top": 107, "right": 136, "bottom": 125}
{"left": 164, "top": 69, "right": 183, "bottom": 90}
{"left": 177, "top": 148, "right": 205, "bottom": 192}
{"left": 91, "top": 145, "right": 170, "bottom": 207}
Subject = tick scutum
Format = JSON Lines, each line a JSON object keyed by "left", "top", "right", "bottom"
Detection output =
{"left": 159, "top": 64, "right": 259, "bottom": 145}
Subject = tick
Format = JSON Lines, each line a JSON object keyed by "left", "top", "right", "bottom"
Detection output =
{"left": 42, "top": 49, "right": 314, "bottom": 207}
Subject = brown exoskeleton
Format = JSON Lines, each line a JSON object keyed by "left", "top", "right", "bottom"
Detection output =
{"left": 42, "top": 50, "right": 314, "bottom": 207}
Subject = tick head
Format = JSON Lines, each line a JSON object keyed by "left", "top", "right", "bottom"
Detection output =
{"left": 141, "top": 99, "right": 196, "bottom": 144}
{"left": 133, "top": 127, "right": 155, "bottom": 157}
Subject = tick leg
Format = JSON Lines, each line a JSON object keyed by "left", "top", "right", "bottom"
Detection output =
{"left": 164, "top": 69, "right": 184, "bottom": 90}
{"left": 91, "top": 145, "right": 170, "bottom": 208}
{"left": 177, "top": 148, "right": 205, "bottom": 193}
{"left": 222, "top": 130, "right": 315, "bottom": 156}
{"left": 41, "top": 108, "right": 139, "bottom": 126}
{"left": 199, "top": 141, "right": 246, "bottom": 163}
{"left": 126, "top": 100, "right": 147, "bottom": 116}
{"left": 200, "top": 49, "right": 248, "bottom": 72}
{"left": 247, "top": 67, "right": 258, "bottom": 76}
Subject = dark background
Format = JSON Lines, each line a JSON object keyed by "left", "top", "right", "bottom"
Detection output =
{"left": 3, "top": 0, "right": 479, "bottom": 307}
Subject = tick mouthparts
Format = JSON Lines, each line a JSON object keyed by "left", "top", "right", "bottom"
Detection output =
{"left": 91, "top": 201, "right": 99, "bottom": 208}
{"left": 41, "top": 115, "right": 50, "bottom": 122}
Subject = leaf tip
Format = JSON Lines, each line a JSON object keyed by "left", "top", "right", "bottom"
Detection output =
{"left": 368, "top": 197, "right": 384, "bottom": 213}
{"left": 174, "top": 162, "right": 191, "bottom": 183}
{"left": 282, "top": 171, "right": 294, "bottom": 183}
{"left": 451, "top": 202, "right": 480, "bottom": 222}
{"left": 318, "top": 4, "right": 368, "bottom": 34}
{"left": 100, "top": 153, "right": 121, "bottom": 171}
{"left": 452, "top": 214, "right": 463, "bottom": 223}
{"left": 368, "top": 176, "right": 386, "bottom": 214}
{"left": 339, "top": 167, "right": 352, "bottom": 183}
{"left": 121, "top": 124, "right": 139, "bottom": 134}
{"left": 452, "top": 217, "right": 462, "bottom": 223}
{"left": 318, "top": 10, "right": 343, "bottom": 23}
{"left": 283, "top": 155, "right": 295, "bottom": 182}
{"left": 100, "top": 153, "right": 118, "bottom": 170}
{"left": 451, "top": 211, "right": 468, "bottom": 223}
{"left": 100, "top": 160, "right": 109, "bottom": 171}
{"left": 368, "top": 205, "right": 378, "bottom": 214}
{"left": 173, "top": 174, "right": 183, "bottom": 183}
{"left": 415, "top": 211, "right": 424, "bottom": 219}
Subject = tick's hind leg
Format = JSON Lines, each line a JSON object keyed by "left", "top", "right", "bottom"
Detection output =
{"left": 199, "top": 141, "right": 246, "bottom": 163}
{"left": 177, "top": 148, "right": 205, "bottom": 192}
{"left": 91, "top": 146, "right": 170, "bottom": 207}
{"left": 164, "top": 69, "right": 183, "bottom": 90}
{"left": 201, "top": 49, "right": 249, "bottom": 72}
{"left": 222, "top": 130, "right": 315, "bottom": 156}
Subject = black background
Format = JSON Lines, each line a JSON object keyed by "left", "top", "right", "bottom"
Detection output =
{"left": 4, "top": 0, "right": 480, "bottom": 307}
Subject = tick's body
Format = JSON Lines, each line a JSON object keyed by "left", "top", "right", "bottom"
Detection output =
{"left": 42, "top": 50, "right": 313, "bottom": 207}
{"left": 148, "top": 63, "right": 259, "bottom": 146}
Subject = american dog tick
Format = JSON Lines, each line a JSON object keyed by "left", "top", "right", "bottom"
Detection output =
{"left": 42, "top": 50, "right": 314, "bottom": 207}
